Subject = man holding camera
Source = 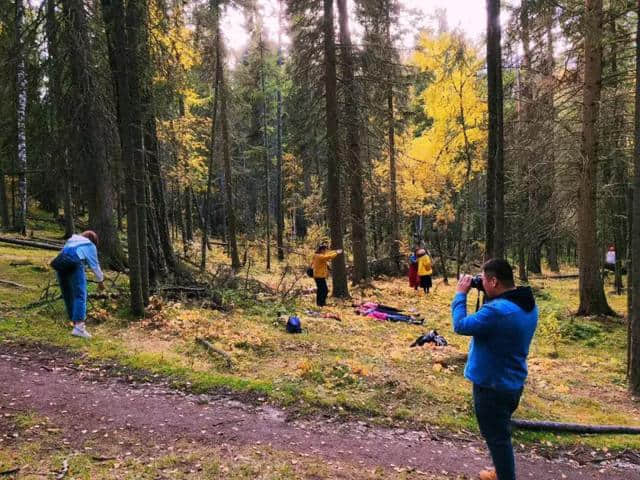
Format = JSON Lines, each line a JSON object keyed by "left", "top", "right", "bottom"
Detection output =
{"left": 451, "top": 259, "right": 538, "bottom": 480}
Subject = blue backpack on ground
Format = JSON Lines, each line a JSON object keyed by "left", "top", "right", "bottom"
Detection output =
{"left": 286, "top": 316, "right": 302, "bottom": 334}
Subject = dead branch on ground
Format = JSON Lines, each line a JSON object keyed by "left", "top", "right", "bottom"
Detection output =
{"left": 196, "top": 337, "right": 232, "bottom": 368}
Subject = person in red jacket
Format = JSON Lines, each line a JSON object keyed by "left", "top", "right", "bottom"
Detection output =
{"left": 408, "top": 246, "right": 419, "bottom": 290}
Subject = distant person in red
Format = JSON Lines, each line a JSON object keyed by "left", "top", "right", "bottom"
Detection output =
{"left": 408, "top": 246, "right": 419, "bottom": 290}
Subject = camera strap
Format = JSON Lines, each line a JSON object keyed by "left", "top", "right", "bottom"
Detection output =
{"left": 475, "top": 292, "right": 481, "bottom": 312}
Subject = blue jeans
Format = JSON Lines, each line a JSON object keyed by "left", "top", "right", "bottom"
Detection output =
{"left": 56, "top": 262, "right": 87, "bottom": 324}
{"left": 473, "top": 384, "right": 523, "bottom": 480}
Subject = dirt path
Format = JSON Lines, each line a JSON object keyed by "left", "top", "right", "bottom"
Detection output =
{"left": 0, "top": 342, "right": 636, "bottom": 479}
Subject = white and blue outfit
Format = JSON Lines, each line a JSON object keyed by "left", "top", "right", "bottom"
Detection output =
{"left": 52, "top": 235, "right": 104, "bottom": 324}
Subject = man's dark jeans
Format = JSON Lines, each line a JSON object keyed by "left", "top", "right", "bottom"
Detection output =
{"left": 314, "top": 278, "right": 328, "bottom": 307}
{"left": 473, "top": 384, "right": 523, "bottom": 480}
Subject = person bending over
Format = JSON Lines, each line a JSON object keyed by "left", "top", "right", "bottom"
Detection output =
{"left": 51, "top": 231, "right": 105, "bottom": 339}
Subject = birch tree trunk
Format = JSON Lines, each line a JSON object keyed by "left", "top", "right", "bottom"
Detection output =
{"left": 14, "top": 0, "right": 28, "bottom": 235}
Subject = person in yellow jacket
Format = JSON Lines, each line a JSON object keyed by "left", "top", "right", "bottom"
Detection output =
{"left": 416, "top": 248, "right": 433, "bottom": 294}
{"left": 311, "top": 244, "right": 343, "bottom": 307}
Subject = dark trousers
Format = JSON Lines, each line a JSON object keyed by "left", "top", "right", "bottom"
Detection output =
{"left": 314, "top": 278, "right": 328, "bottom": 307}
{"left": 473, "top": 384, "right": 523, "bottom": 480}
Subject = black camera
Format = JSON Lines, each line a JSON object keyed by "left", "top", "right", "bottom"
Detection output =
{"left": 470, "top": 275, "right": 484, "bottom": 291}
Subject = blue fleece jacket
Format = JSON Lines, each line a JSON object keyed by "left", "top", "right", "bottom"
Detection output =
{"left": 451, "top": 287, "right": 538, "bottom": 391}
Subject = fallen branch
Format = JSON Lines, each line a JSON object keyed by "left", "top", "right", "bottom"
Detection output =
{"left": 0, "top": 278, "right": 30, "bottom": 289}
{"left": 160, "top": 286, "right": 207, "bottom": 293}
{"left": 0, "top": 236, "right": 60, "bottom": 251}
{"left": 0, "top": 468, "right": 20, "bottom": 476}
{"left": 541, "top": 274, "right": 580, "bottom": 279}
{"left": 196, "top": 337, "right": 232, "bottom": 368}
{"left": 55, "top": 458, "right": 69, "bottom": 479}
{"left": 511, "top": 419, "right": 640, "bottom": 434}
{"left": 27, "top": 235, "right": 64, "bottom": 247}
{"left": 9, "top": 260, "right": 32, "bottom": 267}
{"left": 91, "top": 456, "right": 117, "bottom": 462}
{"left": 24, "top": 292, "right": 118, "bottom": 309}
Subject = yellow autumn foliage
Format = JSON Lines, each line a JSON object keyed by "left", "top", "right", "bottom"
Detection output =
{"left": 400, "top": 30, "right": 487, "bottom": 224}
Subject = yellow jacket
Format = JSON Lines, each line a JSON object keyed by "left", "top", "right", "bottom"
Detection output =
{"left": 311, "top": 250, "right": 339, "bottom": 278}
{"left": 417, "top": 254, "right": 432, "bottom": 276}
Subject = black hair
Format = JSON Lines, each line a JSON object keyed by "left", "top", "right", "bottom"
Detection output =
{"left": 316, "top": 244, "right": 328, "bottom": 253}
{"left": 482, "top": 258, "right": 515, "bottom": 287}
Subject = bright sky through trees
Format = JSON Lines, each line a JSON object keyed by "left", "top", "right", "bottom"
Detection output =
{"left": 222, "top": 0, "right": 491, "bottom": 62}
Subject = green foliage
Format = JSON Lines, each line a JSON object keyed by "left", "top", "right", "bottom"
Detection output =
{"left": 561, "top": 321, "right": 604, "bottom": 347}
{"left": 538, "top": 312, "right": 562, "bottom": 357}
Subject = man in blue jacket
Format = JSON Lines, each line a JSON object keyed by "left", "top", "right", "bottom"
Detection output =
{"left": 51, "top": 231, "right": 105, "bottom": 339}
{"left": 451, "top": 259, "right": 538, "bottom": 480}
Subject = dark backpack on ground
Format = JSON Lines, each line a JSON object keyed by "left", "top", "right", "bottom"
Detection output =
{"left": 286, "top": 316, "right": 302, "bottom": 334}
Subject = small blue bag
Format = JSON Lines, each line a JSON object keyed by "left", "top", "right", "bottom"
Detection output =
{"left": 286, "top": 316, "right": 302, "bottom": 334}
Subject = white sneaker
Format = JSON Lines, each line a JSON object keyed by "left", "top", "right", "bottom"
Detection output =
{"left": 71, "top": 324, "right": 92, "bottom": 339}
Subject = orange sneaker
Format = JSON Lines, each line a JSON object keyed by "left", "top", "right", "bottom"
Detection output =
{"left": 478, "top": 469, "right": 497, "bottom": 480}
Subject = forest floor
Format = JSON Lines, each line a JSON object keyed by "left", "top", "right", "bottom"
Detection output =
{"left": 1, "top": 341, "right": 638, "bottom": 479}
{"left": 1, "top": 217, "right": 639, "bottom": 478}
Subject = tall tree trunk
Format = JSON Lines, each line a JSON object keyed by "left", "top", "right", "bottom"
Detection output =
{"left": 486, "top": 0, "right": 504, "bottom": 259}
{"left": 45, "top": 0, "right": 73, "bottom": 238}
{"left": 125, "top": 0, "right": 149, "bottom": 303}
{"left": 322, "top": 0, "right": 348, "bottom": 297}
{"left": 62, "top": 155, "right": 74, "bottom": 238}
{"left": 14, "top": 0, "right": 27, "bottom": 235}
{"left": 543, "top": 5, "right": 559, "bottom": 274}
{"left": 517, "top": 2, "right": 531, "bottom": 281}
{"left": 0, "top": 169, "right": 9, "bottom": 227}
{"left": 260, "top": 36, "right": 271, "bottom": 271}
{"left": 201, "top": 19, "right": 220, "bottom": 272}
{"left": 547, "top": 242, "right": 559, "bottom": 273}
{"left": 100, "top": 0, "right": 144, "bottom": 316}
{"left": 276, "top": 2, "right": 285, "bottom": 261}
{"left": 217, "top": 8, "right": 240, "bottom": 270}
{"left": 577, "top": 0, "right": 613, "bottom": 316}
{"left": 527, "top": 244, "right": 542, "bottom": 274}
{"left": 184, "top": 186, "right": 193, "bottom": 243}
{"left": 628, "top": 0, "right": 640, "bottom": 395}
{"left": 337, "top": 0, "right": 369, "bottom": 284}
{"left": 145, "top": 114, "right": 176, "bottom": 274}
{"left": 385, "top": 6, "right": 400, "bottom": 265}
{"left": 63, "top": 0, "right": 124, "bottom": 269}
{"left": 607, "top": 15, "right": 626, "bottom": 295}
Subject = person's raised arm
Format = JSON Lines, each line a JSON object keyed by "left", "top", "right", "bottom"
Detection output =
{"left": 451, "top": 275, "right": 499, "bottom": 336}
{"left": 321, "top": 249, "right": 343, "bottom": 260}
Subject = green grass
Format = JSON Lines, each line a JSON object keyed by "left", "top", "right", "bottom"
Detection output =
{"left": 1, "top": 233, "right": 639, "bottom": 453}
